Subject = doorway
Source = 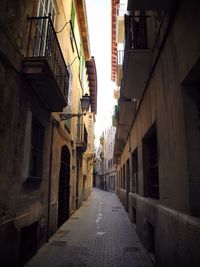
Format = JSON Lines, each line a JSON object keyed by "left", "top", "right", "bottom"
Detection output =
{"left": 57, "top": 145, "right": 70, "bottom": 228}
{"left": 126, "top": 159, "right": 130, "bottom": 212}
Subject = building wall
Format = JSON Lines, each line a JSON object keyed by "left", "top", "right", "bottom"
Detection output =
{"left": 93, "top": 142, "right": 104, "bottom": 190}
{"left": 0, "top": 0, "right": 95, "bottom": 266}
{"left": 101, "top": 125, "right": 116, "bottom": 192}
{"left": 82, "top": 112, "right": 95, "bottom": 200}
{"left": 115, "top": 1, "right": 200, "bottom": 266}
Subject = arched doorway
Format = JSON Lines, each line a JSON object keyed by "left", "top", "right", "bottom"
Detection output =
{"left": 57, "top": 145, "right": 70, "bottom": 228}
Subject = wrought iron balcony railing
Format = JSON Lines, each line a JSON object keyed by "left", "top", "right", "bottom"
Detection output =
{"left": 121, "top": 12, "right": 151, "bottom": 93}
{"left": 25, "top": 16, "right": 69, "bottom": 100}
{"left": 76, "top": 123, "right": 88, "bottom": 152}
{"left": 117, "top": 3, "right": 126, "bottom": 17}
{"left": 125, "top": 12, "right": 148, "bottom": 51}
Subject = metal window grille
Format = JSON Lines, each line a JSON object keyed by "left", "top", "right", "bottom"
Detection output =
{"left": 143, "top": 124, "right": 159, "bottom": 199}
{"left": 29, "top": 119, "right": 44, "bottom": 179}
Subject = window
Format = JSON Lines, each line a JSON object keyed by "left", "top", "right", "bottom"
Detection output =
{"left": 29, "top": 118, "right": 44, "bottom": 179}
{"left": 34, "top": 0, "right": 56, "bottom": 56}
{"left": 19, "top": 222, "right": 38, "bottom": 265}
{"left": 117, "top": 171, "right": 119, "bottom": 189}
{"left": 182, "top": 82, "right": 200, "bottom": 216}
{"left": 70, "top": 1, "right": 75, "bottom": 52}
{"left": 132, "top": 148, "right": 138, "bottom": 193}
{"left": 123, "top": 164, "right": 125, "bottom": 189}
{"left": 76, "top": 102, "right": 82, "bottom": 140}
{"left": 79, "top": 47, "right": 85, "bottom": 89}
{"left": 71, "top": 1, "right": 75, "bottom": 29}
{"left": 64, "top": 69, "right": 72, "bottom": 130}
{"left": 120, "top": 168, "right": 123, "bottom": 189}
{"left": 38, "top": 0, "right": 55, "bottom": 20}
{"left": 143, "top": 123, "right": 159, "bottom": 199}
{"left": 126, "top": 159, "right": 130, "bottom": 192}
{"left": 132, "top": 207, "right": 136, "bottom": 225}
{"left": 147, "top": 222, "right": 156, "bottom": 262}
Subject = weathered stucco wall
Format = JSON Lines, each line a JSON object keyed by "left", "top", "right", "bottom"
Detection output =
{"left": 0, "top": 0, "right": 94, "bottom": 266}
{"left": 117, "top": 1, "right": 200, "bottom": 266}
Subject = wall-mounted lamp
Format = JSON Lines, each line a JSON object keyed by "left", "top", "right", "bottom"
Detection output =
{"left": 59, "top": 93, "right": 91, "bottom": 121}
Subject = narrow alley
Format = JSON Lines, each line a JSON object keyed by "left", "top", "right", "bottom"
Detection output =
{"left": 1, "top": 0, "right": 200, "bottom": 266}
{"left": 25, "top": 188, "right": 153, "bottom": 267}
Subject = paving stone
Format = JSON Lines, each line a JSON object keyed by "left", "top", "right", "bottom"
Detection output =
{"left": 25, "top": 188, "right": 153, "bottom": 267}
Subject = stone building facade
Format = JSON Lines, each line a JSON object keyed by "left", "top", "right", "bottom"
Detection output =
{"left": 0, "top": 0, "right": 97, "bottom": 266}
{"left": 112, "top": 0, "right": 200, "bottom": 266}
{"left": 94, "top": 121, "right": 116, "bottom": 192}
{"left": 93, "top": 140, "right": 104, "bottom": 190}
{"left": 103, "top": 125, "right": 116, "bottom": 192}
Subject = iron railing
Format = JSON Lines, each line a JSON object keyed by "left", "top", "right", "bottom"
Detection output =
{"left": 77, "top": 123, "right": 88, "bottom": 147}
{"left": 26, "top": 16, "right": 69, "bottom": 100}
{"left": 117, "top": 50, "right": 124, "bottom": 65}
{"left": 117, "top": 3, "right": 126, "bottom": 17}
{"left": 125, "top": 12, "right": 148, "bottom": 51}
{"left": 122, "top": 12, "right": 149, "bottom": 89}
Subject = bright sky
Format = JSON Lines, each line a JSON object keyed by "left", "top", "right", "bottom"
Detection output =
{"left": 85, "top": 0, "right": 115, "bottom": 146}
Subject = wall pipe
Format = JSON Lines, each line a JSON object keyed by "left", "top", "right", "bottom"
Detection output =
{"left": 46, "top": 119, "right": 57, "bottom": 242}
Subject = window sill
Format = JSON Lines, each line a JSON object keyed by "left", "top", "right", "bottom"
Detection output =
{"left": 26, "top": 176, "right": 42, "bottom": 183}
{"left": 23, "top": 177, "right": 42, "bottom": 191}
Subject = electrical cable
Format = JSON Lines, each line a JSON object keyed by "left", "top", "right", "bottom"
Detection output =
{"left": 67, "top": 56, "right": 78, "bottom": 67}
{"left": 54, "top": 20, "right": 79, "bottom": 67}
{"left": 55, "top": 21, "right": 70, "bottom": 33}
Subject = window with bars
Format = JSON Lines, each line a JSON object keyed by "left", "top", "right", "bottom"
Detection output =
{"left": 29, "top": 118, "right": 44, "bottom": 179}
{"left": 34, "top": 0, "right": 56, "bottom": 57}
{"left": 123, "top": 164, "right": 126, "bottom": 189}
{"left": 143, "top": 123, "right": 159, "bottom": 199}
{"left": 132, "top": 148, "right": 138, "bottom": 193}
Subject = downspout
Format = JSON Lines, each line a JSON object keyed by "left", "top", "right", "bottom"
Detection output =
{"left": 46, "top": 118, "right": 56, "bottom": 242}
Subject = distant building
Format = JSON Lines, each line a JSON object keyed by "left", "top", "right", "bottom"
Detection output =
{"left": 100, "top": 124, "right": 116, "bottom": 192}
{"left": 105, "top": 125, "right": 116, "bottom": 192}
{"left": 93, "top": 139, "right": 104, "bottom": 189}
{"left": 94, "top": 115, "right": 117, "bottom": 192}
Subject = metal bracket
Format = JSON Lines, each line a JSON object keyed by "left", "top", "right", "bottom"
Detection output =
{"left": 59, "top": 113, "right": 86, "bottom": 121}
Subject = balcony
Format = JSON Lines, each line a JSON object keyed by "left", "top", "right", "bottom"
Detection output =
{"left": 21, "top": 16, "right": 69, "bottom": 112}
{"left": 127, "top": 0, "right": 176, "bottom": 11}
{"left": 113, "top": 135, "right": 126, "bottom": 163}
{"left": 76, "top": 124, "right": 88, "bottom": 153}
{"left": 118, "top": 99, "right": 137, "bottom": 128}
{"left": 116, "top": 4, "right": 125, "bottom": 43}
{"left": 112, "top": 104, "right": 119, "bottom": 127}
{"left": 122, "top": 13, "right": 152, "bottom": 100}
{"left": 116, "top": 50, "right": 124, "bottom": 87}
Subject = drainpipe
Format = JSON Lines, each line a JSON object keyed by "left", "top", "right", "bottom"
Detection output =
{"left": 46, "top": 118, "right": 57, "bottom": 242}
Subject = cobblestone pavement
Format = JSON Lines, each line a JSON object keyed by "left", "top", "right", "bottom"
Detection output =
{"left": 26, "top": 188, "right": 153, "bottom": 267}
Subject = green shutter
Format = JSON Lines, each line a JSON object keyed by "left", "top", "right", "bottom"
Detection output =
{"left": 71, "top": 1, "right": 75, "bottom": 28}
